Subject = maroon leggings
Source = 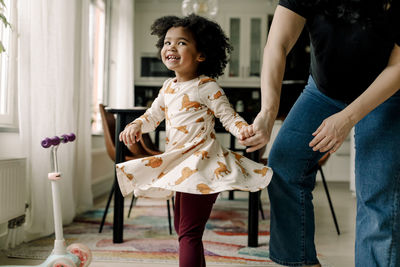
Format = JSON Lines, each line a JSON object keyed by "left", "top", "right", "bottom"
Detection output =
{"left": 174, "top": 191, "right": 219, "bottom": 267}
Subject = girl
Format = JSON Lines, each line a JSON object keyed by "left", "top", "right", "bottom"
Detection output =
{"left": 116, "top": 14, "right": 273, "bottom": 267}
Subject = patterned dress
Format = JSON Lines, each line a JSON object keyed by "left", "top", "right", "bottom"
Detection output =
{"left": 116, "top": 76, "right": 273, "bottom": 199}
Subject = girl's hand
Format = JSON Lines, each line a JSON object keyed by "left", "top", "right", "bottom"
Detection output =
{"left": 239, "top": 111, "right": 275, "bottom": 153}
{"left": 240, "top": 124, "right": 255, "bottom": 140}
{"left": 309, "top": 111, "right": 354, "bottom": 154}
{"left": 119, "top": 121, "right": 143, "bottom": 146}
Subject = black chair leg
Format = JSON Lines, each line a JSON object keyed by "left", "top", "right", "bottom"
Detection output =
{"left": 128, "top": 195, "right": 136, "bottom": 218}
{"left": 167, "top": 199, "right": 172, "bottom": 235}
{"left": 259, "top": 193, "right": 265, "bottom": 220}
{"left": 228, "top": 191, "right": 234, "bottom": 200}
{"left": 171, "top": 196, "right": 175, "bottom": 212}
{"left": 99, "top": 181, "right": 115, "bottom": 233}
{"left": 319, "top": 166, "right": 340, "bottom": 235}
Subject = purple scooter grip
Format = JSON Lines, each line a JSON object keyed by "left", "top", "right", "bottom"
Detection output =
{"left": 41, "top": 133, "right": 76, "bottom": 148}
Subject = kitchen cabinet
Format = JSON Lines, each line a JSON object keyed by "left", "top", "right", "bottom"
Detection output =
{"left": 220, "top": 14, "right": 267, "bottom": 87}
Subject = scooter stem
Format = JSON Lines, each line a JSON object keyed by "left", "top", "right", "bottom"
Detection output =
{"left": 50, "top": 146, "right": 66, "bottom": 255}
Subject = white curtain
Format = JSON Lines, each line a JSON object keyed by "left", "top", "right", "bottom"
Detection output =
{"left": 18, "top": 0, "right": 93, "bottom": 241}
{"left": 108, "top": 0, "right": 134, "bottom": 108}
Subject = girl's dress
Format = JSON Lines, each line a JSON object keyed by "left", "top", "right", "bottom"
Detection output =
{"left": 116, "top": 76, "right": 273, "bottom": 199}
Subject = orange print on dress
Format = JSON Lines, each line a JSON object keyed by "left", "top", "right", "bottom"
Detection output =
{"left": 164, "top": 84, "right": 176, "bottom": 94}
{"left": 180, "top": 94, "right": 202, "bottom": 111}
{"left": 235, "top": 160, "right": 248, "bottom": 176}
{"left": 210, "top": 132, "right": 216, "bottom": 139}
{"left": 175, "top": 125, "right": 189, "bottom": 134}
{"left": 117, "top": 166, "right": 134, "bottom": 181}
{"left": 175, "top": 167, "right": 198, "bottom": 185}
{"left": 194, "top": 150, "right": 210, "bottom": 160}
{"left": 157, "top": 172, "right": 166, "bottom": 179}
{"left": 254, "top": 167, "right": 269, "bottom": 176}
{"left": 197, "top": 183, "right": 212, "bottom": 194}
{"left": 235, "top": 121, "right": 248, "bottom": 130}
{"left": 231, "top": 151, "right": 245, "bottom": 162}
{"left": 199, "top": 77, "right": 216, "bottom": 85}
{"left": 208, "top": 91, "right": 223, "bottom": 100}
{"left": 182, "top": 138, "right": 206, "bottom": 155}
{"left": 164, "top": 106, "right": 171, "bottom": 124}
{"left": 142, "top": 156, "right": 163, "bottom": 168}
{"left": 207, "top": 108, "right": 214, "bottom": 115}
{"left": 214, "top": 161, "right": 231, "bottom": 178}
{"left": 196, "top": 117, "right": 205, "bottom": 123}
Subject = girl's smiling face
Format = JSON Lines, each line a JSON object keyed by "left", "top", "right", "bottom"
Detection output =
{"left": 161, "top": 26, "right": 205, "bottom": 82}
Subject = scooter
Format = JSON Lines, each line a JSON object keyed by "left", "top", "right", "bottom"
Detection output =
{"left": 2, "top": 133, "right": 92, "bottom": 267}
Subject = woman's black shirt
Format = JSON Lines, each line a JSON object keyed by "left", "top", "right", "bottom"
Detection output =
{"left": 279, "top": 0, "right": 400, "bottom": 103}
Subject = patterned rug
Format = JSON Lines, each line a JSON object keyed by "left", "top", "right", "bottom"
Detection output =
{"left": 4, "top": 193, "right": 331, "bottom": 265}
{"left": 5, "top": 194, "right": 276, "bottom": 265}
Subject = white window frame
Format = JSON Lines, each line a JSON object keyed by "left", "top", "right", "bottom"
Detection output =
{"left": 0, "top": 0, "right": 18, "bottom": 131}
{"left": 89, "top": 0, "right": 111, "bottom": 135}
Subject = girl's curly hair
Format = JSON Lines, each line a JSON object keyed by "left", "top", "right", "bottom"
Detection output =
{"left": 304, "top": 0, "right": 393, "bottom": 23}
{"left": 150, "top": 14, "right": 232, "bottom": 79}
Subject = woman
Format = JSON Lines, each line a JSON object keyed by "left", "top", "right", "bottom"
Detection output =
{"left": 239, "top": 0, "right": 400, "bottom": 266}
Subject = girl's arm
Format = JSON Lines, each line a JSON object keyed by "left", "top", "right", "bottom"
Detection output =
{"left": 119, "top": 82, "right": 167, "bottom": 146}
{"left": 239, "top": 5, "right": 306, "bottom": 152}
{"left": 200, "top": 82, "right": 248, "bottom": 138}
{"left": 310, "top": 44, "right": 400, "bottom": 153}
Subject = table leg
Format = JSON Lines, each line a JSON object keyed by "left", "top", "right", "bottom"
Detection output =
{"left": 248, "top": 151, "right": 260, "bottom": 247}
{"left": 248, "top": 191, "right": 259, "bottom": 247}
{"left": 113, "top": 114, "right": 125, "bottom": 243}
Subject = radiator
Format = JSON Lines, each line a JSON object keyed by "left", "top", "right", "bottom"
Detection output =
{"left": 0, "top": 158, "right": 26, "bottom": 249}
{"left": 0, "top": 158, "right": 26, "bottom": 223}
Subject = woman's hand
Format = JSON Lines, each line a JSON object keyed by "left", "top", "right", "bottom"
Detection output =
{"left": 119, "top": 121, "right": 143, "bottom": 146}
{"left": 309, "top": 111, "right": 354, "bottom": 154}
{"left": 239, "top": 111, "right": 275, "bottom": 153}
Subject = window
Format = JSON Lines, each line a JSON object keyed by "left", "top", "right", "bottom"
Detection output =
{"left": 0, "top": 0, "right": 17, "bottom": 129}
{"left": 89, "top": 0, "right": 110, "bottom": 134}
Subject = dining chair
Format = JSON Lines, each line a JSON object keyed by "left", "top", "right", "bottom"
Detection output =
{"left": 98, "top": 104, "right": 174, "bottom": 234}
{"left": 259, "top": 150, "right": 340, "bottom": 235}
{"left": 316, "top": 153, "right": 340, "bottom": 235}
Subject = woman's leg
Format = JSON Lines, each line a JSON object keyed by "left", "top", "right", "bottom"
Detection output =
{"left": 268, "top": 77, "right": 346, "bottom": 266}
{"left": 354, "top": 90, "right": 400, "bottom": 267}
{"left": 174, "top": 191, "right": 219, "bottom": 267}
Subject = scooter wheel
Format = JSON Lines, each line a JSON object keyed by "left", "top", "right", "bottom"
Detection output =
{"left": 51, "top": 257, "right": 75, "bottom": 267}
{"left": 67, "top": 243, "right": 92, "bottom": 267}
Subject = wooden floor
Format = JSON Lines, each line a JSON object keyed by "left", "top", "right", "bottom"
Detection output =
{"left": 0, "top": 182, "right": 356, "bottom": 267}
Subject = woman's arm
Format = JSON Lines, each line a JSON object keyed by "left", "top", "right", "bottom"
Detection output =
{"left": 240, "top": 5, "right": 306, "bottom": 152}
{"left": 310, "top": 44, "right": 400, "bottom": 153}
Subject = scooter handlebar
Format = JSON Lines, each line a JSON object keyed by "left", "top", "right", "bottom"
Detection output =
{"left": 41, "top": 133, "right": 76, "bottom": 148}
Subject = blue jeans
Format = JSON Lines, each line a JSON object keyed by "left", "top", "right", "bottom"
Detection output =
{"left": 267, "top": 76, "right": 400, "bottom": 266}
